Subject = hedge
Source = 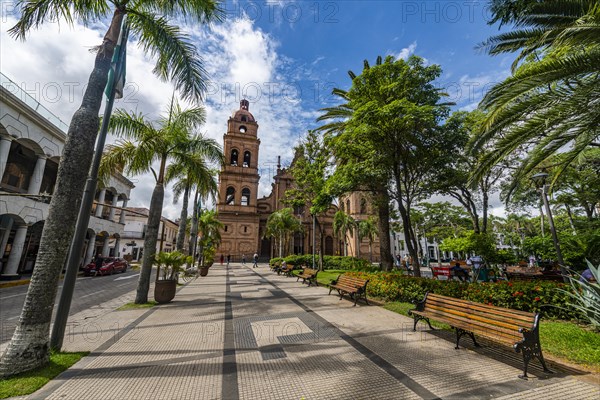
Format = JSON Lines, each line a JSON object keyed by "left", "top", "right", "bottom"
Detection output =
{"left": 344, "top": 271, "right": 577, "bottom": 320}
{"left": 269, "top": 255, "right": 378, "bottom": 272}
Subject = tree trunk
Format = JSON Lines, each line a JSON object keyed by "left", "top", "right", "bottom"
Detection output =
{"left": 176, "top": 184, "right": 190, "bottom": 252}
{"left": 189, "top": 190, "right": 199, "bottom": 266}
{"left": 0, "top": 11, "right": 124, "bottom": 378}
{"left": 136, "top": 182, "right": 165, "bottom": 303}
{"left": 481, "top": 191, "right": 489, "bottom": 233}
{"left": 375, "top": 190, "right": 393, "bottom": 271}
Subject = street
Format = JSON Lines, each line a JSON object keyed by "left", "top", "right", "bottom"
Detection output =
{"left": 0, "top": 269, "right": 143, "bottom": 344}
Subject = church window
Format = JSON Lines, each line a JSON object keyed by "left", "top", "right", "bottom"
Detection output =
{"left": 244, "top": 226, "right": 248, "bottom": 233}
{"left": 340, "top": 202, "right": 344, "bottom": 212}
{"left": 360, "top": 197, "right": 367, "bottom": 214}
{"left": 241, "top": 188, "right": 250, "bottom": 206}
{"left": 241, "top": 116, "right": 247, "bottom": 122}
{"left": 226, "top": 187, "right": 235, "bottom": 205}
{"left": 346, "top": 200, "right": 351, "bottom": 213}
{"left": 224, "top": 225, "right": 228, "bottom": 232}
{"left": 243, "top": 151, "right": 251, "bottom": 167}
{"left": 230, "top": 149, "right": 238, "bottom": 166}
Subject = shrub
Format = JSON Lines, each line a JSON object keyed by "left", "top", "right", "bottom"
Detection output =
{"left": 270, "top": 255, "right": 375, "bottom": 271}
{"left": 344, "top": 271, "right": 577, "bottom": 320}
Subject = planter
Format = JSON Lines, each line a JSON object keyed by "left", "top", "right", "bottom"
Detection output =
{"left": 200, "top": 265, "right": 211, "bottom": 277}
{"left": 154, "top": 279, "right": 177, "bottom": 303}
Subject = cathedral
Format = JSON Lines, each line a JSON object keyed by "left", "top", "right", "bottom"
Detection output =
{"left": 215, "top": 100, "right": 380, "bottom": 261}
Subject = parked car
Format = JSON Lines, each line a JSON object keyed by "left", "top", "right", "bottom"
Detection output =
{"left": 82, "top": 257, "right": 128, "bottom": 276}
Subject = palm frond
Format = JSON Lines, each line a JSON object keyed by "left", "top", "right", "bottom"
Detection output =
{"left": 128, "top": 11, "right": 207, "bottom": 103}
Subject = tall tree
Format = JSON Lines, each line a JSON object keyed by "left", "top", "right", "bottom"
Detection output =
{"left": 434, "top": 111, "right": 507, "bottom": 233}
{"left": 286, "top": 131, "right": 334, "bottom": 269}
{"left": 264, "top": 208, "right": 303, "bottom": 258}
{"left": 99, "top": 99, "right": 222, "bottom": 304}
{"left": 166, "top": 156, "right": 218, "bottom": 254}
{"left": 358, "top": 217, "right": 378, "bottom": 262}
{"left": 471, "top": 0, "right": 600, "bottom": 184}
{"left": 333, "top": 210, "right": 355, "bottom": 257}
{"left": 322, "top": 55, "right": 451, "bottom": 276}
{"left": 0, "top": 1, "right": 222, "bottom": 377}
{"left": 197, "top": 209, "right": 223, "bottom": 265}
{"left": 318, "top": 57, "right": 394, "bottom": 270}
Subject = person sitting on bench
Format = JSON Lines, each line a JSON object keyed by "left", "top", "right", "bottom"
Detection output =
{"left": 451, "top": 262, "right": 469, "bottom": 282}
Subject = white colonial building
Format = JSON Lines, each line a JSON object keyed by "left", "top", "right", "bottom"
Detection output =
{"left": 117, "top": 207, "right": 181, "bottom": 263}
{"left": 0, "top": 72, "right": 134, "bottom": 279}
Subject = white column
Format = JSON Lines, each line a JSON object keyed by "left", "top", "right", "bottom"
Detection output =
{"left": 114, "top": 238, "right": 121, "bottom": 257}
{"left": 0, "top": 136, "right": 13, "bottom": 181}
{"left": 101, "top": 236, "right": 110, "bottom": 257}
{"left": 27, "top": 155, "right": 47, "bottom": 194}
{"left": 95, "top": 189, "right": 106, "bottom": 217}
{"left": 119, "top": 199, "right": 128, "bottom": 224}
{"left": 0, "top": 217, "right": 14, "bottom": 269}
{"left": 84, "top": 235, "right": 97, "bottom": 265}
{"left": 3, "top": 224, "right": 28, "bottom": 276}
{"left": 108, "top": 195, "right": 118, "bottom": 221}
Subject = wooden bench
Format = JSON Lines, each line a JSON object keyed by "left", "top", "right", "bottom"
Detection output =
{"left": 296, "top": 268, "right": 318, "bottom": 286}
{"left": 279, "top": 264, "right": 295, "bottom": 277}
{"left": 328, "top": 274, "right": 369, "bottom": 306}
{"left": 409, "top": 292, "right": 551, "bottom": 379}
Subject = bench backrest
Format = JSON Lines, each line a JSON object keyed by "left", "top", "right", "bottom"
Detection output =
{"left": 338, "top": 274, "right": 368, "bottom": 288}
{"left": 302, "top": 268, "right": 318, "bottom": 276}
{"left": 424, "top": 293, "right": 536, "bottom": 343}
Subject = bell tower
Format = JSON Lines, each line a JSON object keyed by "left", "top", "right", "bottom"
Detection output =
{"left": 216, "top": 100, "right": 261, "bottom": 258}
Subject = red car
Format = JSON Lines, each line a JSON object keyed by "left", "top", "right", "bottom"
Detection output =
{"left": 83, "top": 257, "right": 128, "bottom": 276}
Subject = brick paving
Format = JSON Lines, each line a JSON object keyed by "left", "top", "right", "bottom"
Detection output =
{"left": 25, "top": 263, "right": 600, "bottom": 400}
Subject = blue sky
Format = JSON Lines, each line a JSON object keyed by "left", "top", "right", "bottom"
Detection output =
{"left": 0, "top": 1, "right": 515, "bottom": 217}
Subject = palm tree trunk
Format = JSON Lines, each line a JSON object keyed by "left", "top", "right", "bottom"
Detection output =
{"left": 176, "top": 184, "right": 190, "bottom": 252}
{"left": 189, "top": 190, "right": 199, "bottom": 265}
{"left": 0, "top": 11, "right": 124, "bottom": 377}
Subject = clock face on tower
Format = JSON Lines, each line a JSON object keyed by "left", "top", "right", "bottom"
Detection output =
{"left": 239, "top": 126, "right": 247, "bottom": 133}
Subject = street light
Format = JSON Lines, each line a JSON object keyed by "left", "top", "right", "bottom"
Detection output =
{"left": 530, "top": 172, "right": 568, "bottom": 282}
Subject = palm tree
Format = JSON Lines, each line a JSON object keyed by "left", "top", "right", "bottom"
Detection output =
{"left": 166, "top": 156, "right": 218, "bottom": 256}
{"left": 471, "top": 0, "right": 600, "bottom": 186}
{"left": 0, "top": 1, "right": 222, "bottom": 378}
{"left": 265, "top": 208, "right": 303, "bottom": 258}
{"left": 333, "top": 210, "right": 355, "bottom": 257}
{"left": 197, "top": 209, "right": 223, "bottom": 265}
{"left": 100, "top": 98, "right": 223, "bottom": 304}
{"left": 358, "top": 217, "right": 378, "bottom": 262}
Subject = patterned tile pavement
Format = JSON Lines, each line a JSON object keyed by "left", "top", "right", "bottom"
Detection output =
{"left": 27, "top": 263, "right": 599, "bottom": 400}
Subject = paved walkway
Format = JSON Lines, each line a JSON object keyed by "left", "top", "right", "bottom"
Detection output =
{"left": 25, "top": 263, "right": 599, "bottom": 400}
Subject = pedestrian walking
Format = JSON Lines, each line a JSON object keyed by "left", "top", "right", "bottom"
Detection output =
{"left": 242, "top": 254, "right": 246, "bottom": 265}
{"left": 226, "top": 254, "right": 231, "bottom": 267}
{"left": 253, "top": 253, "right": 258, "bottom": 268}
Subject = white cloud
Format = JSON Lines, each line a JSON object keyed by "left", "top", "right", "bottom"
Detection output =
{"left": 1, "top": 15, "right": 318, "bottom": 219}
{"left": 396, "top": 41, "right": 417, "bottom": 60}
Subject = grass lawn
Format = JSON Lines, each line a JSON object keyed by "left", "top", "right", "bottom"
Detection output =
{"left": 0, "top": 352, "right": 88, "bottom": 399}
{"left": 116, "top": 301, "right": 157, "bottom": 311}
{"left": 291, "top": 269, "right": 347, "bottom": 287}
{"left": 383, "top": 301, "right": 600, "bottom": 370}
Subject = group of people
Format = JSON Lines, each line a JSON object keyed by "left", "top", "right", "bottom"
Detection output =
{"left": 219, "top": 253, "right": 259, "bottom": 268}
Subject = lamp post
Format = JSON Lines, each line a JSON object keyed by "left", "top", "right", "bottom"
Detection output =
{"left": 530, "top": 172, "right": 568, "bottom": 282}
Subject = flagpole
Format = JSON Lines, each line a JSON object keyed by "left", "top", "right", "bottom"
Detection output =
{"left": 50, "top": 19, "right": 130, "bottom": 350}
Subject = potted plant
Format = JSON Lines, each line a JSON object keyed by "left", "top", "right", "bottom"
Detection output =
{"left": 154, "top": 251, "right": 191, "bottom": 303}
{"left": 200, "top": 245, "right": 216, "bottom": 277}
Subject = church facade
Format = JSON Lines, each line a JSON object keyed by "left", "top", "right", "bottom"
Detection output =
{"left": 215, "top": 100, "right": 380, "bottom": 262}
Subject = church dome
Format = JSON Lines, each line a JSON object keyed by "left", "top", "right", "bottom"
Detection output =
{"left": 232, "top": 99, "right": 255, "bottom": 122}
